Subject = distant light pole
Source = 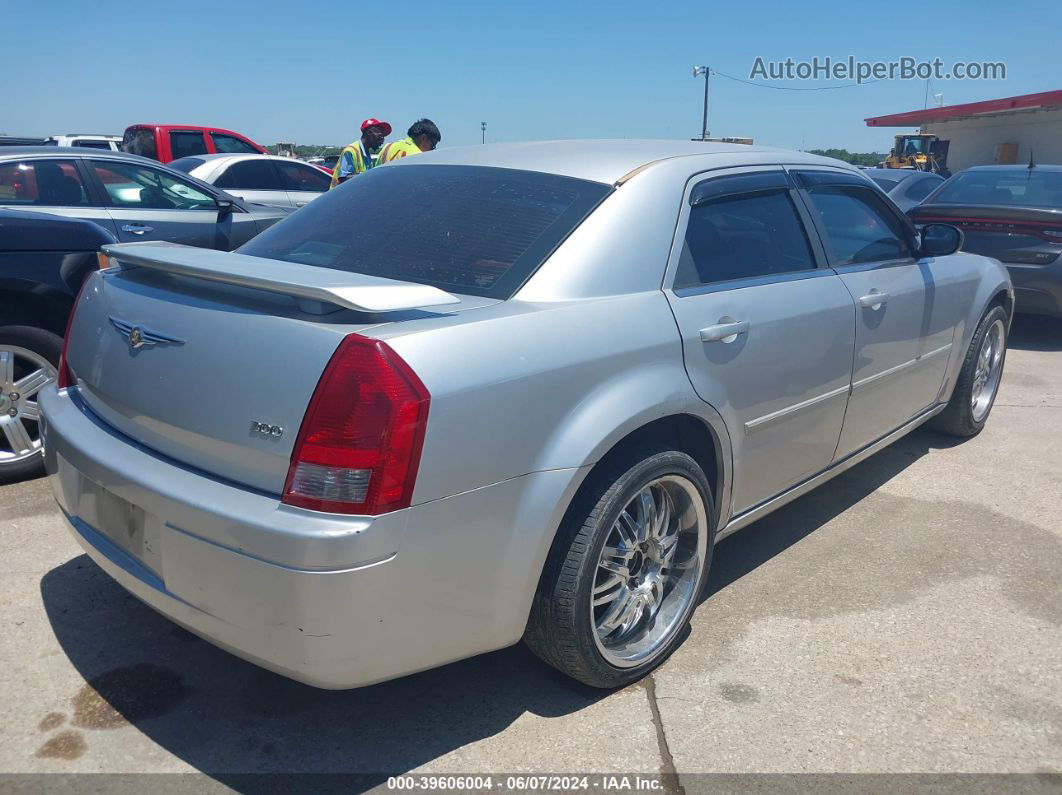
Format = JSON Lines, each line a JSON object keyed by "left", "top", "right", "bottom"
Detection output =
{"left": 481, "top": 122, "right": 487, "bottom": 144}
{"left": 693, "top": 66, "right": 710, "bottom": 140}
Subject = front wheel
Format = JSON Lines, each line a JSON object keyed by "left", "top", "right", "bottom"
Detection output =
{"left": 525, "top": 448, "right": 715, "bottom": 688}
{"left": 930, "top": 305, "right": 1008, "bottom": 437}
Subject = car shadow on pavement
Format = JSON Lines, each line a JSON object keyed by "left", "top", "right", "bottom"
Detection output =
{"left": 1007, "top": 314, "right": 1062, "bottom": 352}
{"left": 39, "top": 558, "right": 607, "bottom": 789}
{"left": 703, "top": 426, "right": 958, "bottom": 602}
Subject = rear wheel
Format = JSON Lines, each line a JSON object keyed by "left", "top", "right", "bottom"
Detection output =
{"left": 525, "top": 447, "right": 715, "bottom": 688}
{"left": 930, "top": 305, "right": 1008, "bottom": 437}
{"left": 0, "top": 326, "right": 60, "bottom": 482}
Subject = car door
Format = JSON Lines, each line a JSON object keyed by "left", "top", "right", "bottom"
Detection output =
{"left": 88, "top": 159, "right": 258, "bottom": 250}
{"left": 212, "top": 159, "right": 291, "bottom": 207}
{"left": 0, "top": 157, "right": 117, "bottom": 235}
{"left": 793, "top": 169, "right": 956, "bottom": 459}
{"left": 664, "top": 168, "right": 856, "bottom": 515}
{"left": 274, "top": 159, "right": 331, "bottom": 207}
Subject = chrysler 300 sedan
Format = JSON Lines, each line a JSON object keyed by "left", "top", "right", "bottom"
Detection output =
{"left": 40, "top": 141, "right": 1012, "bottom": 689}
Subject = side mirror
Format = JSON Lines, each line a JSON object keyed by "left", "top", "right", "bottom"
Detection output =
{"left": 919, "top": 223, "right": 963, "bottom": 257}
{"left": 216, "top": 197, "right": 235, "bottom": 217}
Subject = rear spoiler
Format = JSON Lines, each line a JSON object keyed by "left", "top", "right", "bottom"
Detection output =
{"left": 101, "top": 242, "right": 461, "bottom": 313}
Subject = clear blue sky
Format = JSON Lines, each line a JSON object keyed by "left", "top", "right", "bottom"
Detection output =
{"left": 6, "top": 0, "right": 1061, "bottom": 153}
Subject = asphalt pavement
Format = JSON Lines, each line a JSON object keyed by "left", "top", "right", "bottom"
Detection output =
{"left": 1, "top": 316, "right": 1061, "bottom": 792}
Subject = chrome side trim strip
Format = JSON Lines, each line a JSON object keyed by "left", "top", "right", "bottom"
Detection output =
{"left": 851, "top": 342, "right": 952, "bottom": 392}
{"left": 744, "top": 384, "right": 851, "bottom": 435}
{"left": 719, "top": 402, "right": 946, "bottom": 540}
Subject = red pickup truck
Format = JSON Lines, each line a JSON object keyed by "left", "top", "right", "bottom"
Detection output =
{"left": 121, "top": 124, "right": 268, "bottom": 163}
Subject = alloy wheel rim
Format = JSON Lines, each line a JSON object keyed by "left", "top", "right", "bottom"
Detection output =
{"left": 591, "top": 475, "right": 708, "bottom": 668}
{"left": 970, "top": 319, "right": 1005, "bottom": 423}
{"left": 0, "top": 345, "right": 56, "bottom": 464}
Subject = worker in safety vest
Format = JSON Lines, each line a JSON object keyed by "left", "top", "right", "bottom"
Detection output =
{"left": 377, "top": 118, "right": 441, "bottom": 164}
{"left": 329, "top": 118, "right": 391, "bottom": 188}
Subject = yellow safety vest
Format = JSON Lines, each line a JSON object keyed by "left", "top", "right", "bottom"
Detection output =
{"left": 377, "top": 137, "right": 423, "bottom": 164}
{"left": 329, "top": 142, "right": 369, "bottom": 189}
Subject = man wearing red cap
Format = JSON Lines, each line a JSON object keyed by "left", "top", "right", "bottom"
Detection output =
{"left": 329, "top": 118, "right": 391, "bottom": 189}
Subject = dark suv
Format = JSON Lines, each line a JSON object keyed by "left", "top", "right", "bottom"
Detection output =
{"left": 0, "top": 209, "right": 115, "bottom": 480}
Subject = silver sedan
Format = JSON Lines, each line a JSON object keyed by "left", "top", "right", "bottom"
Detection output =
{"left": 40, "top": 140, "right": 1011, "bottom": 689}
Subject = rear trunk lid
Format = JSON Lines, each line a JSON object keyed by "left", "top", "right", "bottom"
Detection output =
{"left": 63, "top": 243, "right": 485, "bottom": 494}
{"left": 910, "top": 204, "right": 1062, "bottom": 265}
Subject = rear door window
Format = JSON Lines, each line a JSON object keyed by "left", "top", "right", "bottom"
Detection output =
{"left": 675, "top": 182, "right": 816, "bottom": 288}
{"left": 0, "top": 159, "right": 90, "bottom": 206}
{"left": 169, "top": 131, "right": 209, "bottom": 159}
{"left": 275, "top": 160, "right": 331, "bottom": 193}
{"left": 214, "top": 160, "right": 282, "bottom": 190}
{"left": 90, "top": 160, "right": 216, "bottom": 210}
{"left": 804, "top": 185, "right": 914, "bottom": 265}
{"left": 239, "top": 164, "right": 612, "bottom": 299}
{"left": 210, "top": 133, "right": 260, "bottom": 154}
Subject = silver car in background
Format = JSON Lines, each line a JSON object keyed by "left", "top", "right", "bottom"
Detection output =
{"left": 169, "top": 153, "right": 332, "bottom": 208}
{"left": 40, "top": 141, "right": 1012, "bottom": 689}
{"left": 0, "top": 148, "right": 288, "bottom": 249}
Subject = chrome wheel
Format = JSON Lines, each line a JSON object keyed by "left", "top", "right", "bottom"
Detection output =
{"left": 971, "top": 319, "right": 1005, "bottom": 423}
{"left": 591, "top": 475, "right": 708, "bottom": 667}
{"left": 0, "top": 345, "right": 56, "bottom": 464}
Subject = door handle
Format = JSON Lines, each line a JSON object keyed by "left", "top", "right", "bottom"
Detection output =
{"left": 699, "top": 319, "right": 749, "bottom": 343}
{"left": 858, "top": 291, "right": 889, "bottom": 309}
{"left": 121, "top": 224, "right": 154, "bottom": 235}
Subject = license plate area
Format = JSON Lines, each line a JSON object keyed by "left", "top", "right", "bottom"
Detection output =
{"left": 73, "top": 474, "right": 165, "bottom": 578}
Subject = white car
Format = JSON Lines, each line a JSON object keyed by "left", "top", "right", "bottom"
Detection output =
{"left": 45, "top": 134, "right": 121, "bottom": 151}
{"left": 169, "top": 153, "right": 331, "bottom": 208}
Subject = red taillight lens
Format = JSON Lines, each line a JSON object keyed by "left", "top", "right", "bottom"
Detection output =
{"left": 282, "top": 335, "right": 430, "bottom": 515}
{"left": 57, "top": 276, "right": 92, "bottom": 389}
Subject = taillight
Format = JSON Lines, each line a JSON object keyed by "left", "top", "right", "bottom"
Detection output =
{"left": 282, "top": 335, "right": 430, "bottom": 515}
{"left": 57, "top": 277, "right": 92, "bottom": 389}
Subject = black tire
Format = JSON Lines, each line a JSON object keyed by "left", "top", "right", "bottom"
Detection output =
{"left": 929, "top": 304, "right": 1009, "bottom": 438}
{"left": 525, "top": 446, "right": 715, "bottom": 688}
{"left": 0, "top": 325, "right": 61, "bottom": 483}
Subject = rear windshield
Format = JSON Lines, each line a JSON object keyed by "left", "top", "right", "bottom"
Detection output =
{"left": 122, "top": 128, "right": 157, "bottom": 160}
{"left": 869, "top": 174, "right": 902, "bottom": 190}
{"left": 169, "top": 156, "right": 207, "bottom": 174}
{"left": 928, "top": 169, "right": 1062, "bottom": 209}
{"left": 238, "top": 164, "right": 612, "bottom": 299}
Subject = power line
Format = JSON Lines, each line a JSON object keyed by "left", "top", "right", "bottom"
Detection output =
{"left": 710, "top": 68, "right": 882, "bottom": 91}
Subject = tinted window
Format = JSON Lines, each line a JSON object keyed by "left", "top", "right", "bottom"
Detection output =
{"left": 122, "top": 128, "right": 157, "bottom": 159}
{"left": 0, "top": 159, "right": 90, "bottom": 206}
{"left": 905, "top": 176, "right": 940, "bottom": 202}
{"left": 169, "top": 156, "right": 208, "bottom": 174}
{"left": 928, "top": 169, "right": 1062, "bottom": 209}
{"left": 276, "top": 161, "right": 331, "bottom": 193}
{"left": 215, "top": 159, "right": 281, "bottom": 190}
{"left": 169, "top": 131, "right": 208, "bottom": 159}
{"left": 239, "top": 164, "right": 612, "bottom": 299}
{"left": 869, "top": 174, "right": 902, "bottom": 191}
{"left": 72, "top": 140, "right": 113, "bottom": 150}
{"left": 91, "top": 161, "right": 215, "bottom": 210}
{"left": 805, "top": 185, "right": 913, "bottom": 265}
{"left": 675, "top": 188, "right": 815, "bottom": 288}
{"left": 211, "top": 133, "right": 260, "bottom": 154}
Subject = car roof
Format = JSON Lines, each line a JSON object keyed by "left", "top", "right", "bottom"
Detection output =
{"left": 391, "top": 139, "right": 853, "bottom": 184}
{"left": 0, "top": 146, "right": 156, "bottom": 164}
{"left": 960, "top": 164, "right": 1062, "bottom": 173}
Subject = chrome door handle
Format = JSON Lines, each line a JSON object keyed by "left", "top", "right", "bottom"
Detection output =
{"left": 121, "top": 224, "right": 154, "bottom": 235}
{"left": 858, "top": 291, "right": 888, "bottom": 309}
{"left": 699, "top": 319, "right": 749, "bottom": 343}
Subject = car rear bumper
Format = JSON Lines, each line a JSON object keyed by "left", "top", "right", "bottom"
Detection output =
{"left": 1004, "top": 260, "right": 1062, "bottom": 317}
{"left": 40, "top": 385, "right": 583, "bottom": 689}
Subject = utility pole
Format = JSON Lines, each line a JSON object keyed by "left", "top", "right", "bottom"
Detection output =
{"left": 481, "top": 122, "right": 486, "bottom": 144}
{"left": 693, "top": 66, "right": 710, "bottom": 140}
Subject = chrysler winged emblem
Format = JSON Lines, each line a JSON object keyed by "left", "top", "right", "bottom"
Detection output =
{"left": 109, "top": 316, "right": 185, "bottom": 350}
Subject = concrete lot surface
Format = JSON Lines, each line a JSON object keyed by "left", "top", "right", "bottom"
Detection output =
{"left": 1, "top": 317, "right": 1061, "bottom": 791}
